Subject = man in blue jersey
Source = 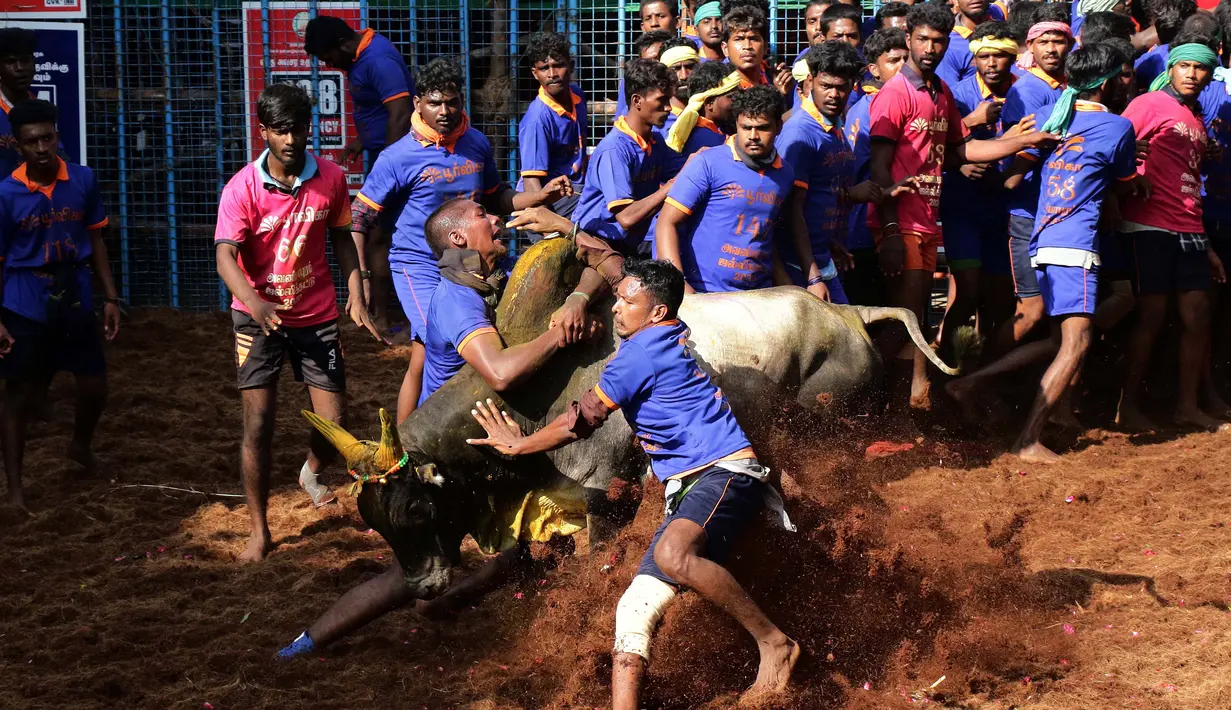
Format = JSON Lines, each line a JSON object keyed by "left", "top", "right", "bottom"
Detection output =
{"left": 304, "top": 16, "right": 415, "bottom": 334}
{"left": 1203, "top": 5, "right": 1231, "bottom": 412}
{"left": 937, "top": 22, "right": 1016, "bottom": 360}
{"left": 467, "top": 259, "right": 800, "bottom": 710}
{"left": 843, "top": 28, "right": 908, "bottom": 306}
{"left": 349, "top": 59, "right": 572, "bottom": 423}
{"left": 657, "top": 36, "right": 702, "bottom": 138}
{"left": 693, "top": 2, "right": 726, "bottom": 62}
{"left": 417, "top": 199, "right": 607, "bottom": 407}
{"left": 575, "top": 59, "right": 676, "bottom": 252}
{"left": 656, "top": 85, "right": 796, "bottom": 291}
{"left": 1135, "top": 0, "right": 1197, "bottom": 89}
{"left": 937, "top": 0, "right": 998, "bottom": 88}
{"left": 0, "top": 101, "right": 122, "bottom": 512}
{"left": 615, "top": 31, "right": 672, "bottom": 119}
{"left": 661, "top": 60, "right": 739, "bottom": 179}
{"left": 518, "top": 32, "right": 588, "bottom": 220}
{"left": 995, "top": 14, "right": 1071, "bottom": 358}
{"left": 780, "top": 41, "right": 889, "bottom": 303}
{"left": 876, "top": 2, "right": 912, "bottom": 32}
{"left": 0, "top": 28, "right": 37, "bottom": 177}
{"left": 1012, "top": 45, "right": 1143, "bottom": 461}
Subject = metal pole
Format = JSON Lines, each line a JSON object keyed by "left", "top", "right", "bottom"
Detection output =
{"left": 309, "top": 0, "right": 321, "bottom": 153}
{"left": 556, "top": 0, "right": 565, "bottom": 34}
{"left": 567, "top": 0, "right": 580, "bottom": 61}
{"left": 460, "top": 0, "right": 471, "bottom": 115}
{"left": 769, "top": 0, "right": 778, "bottom": 60}
{"left": 261, "top": 0, "right": 271, "bottom": 78}
{"left": 161, "top": 0, "right": 180, "bottom": 308}
{"left": 113, "top": 2, "right": 130, "bottom": 303}
{"left": 509, "top": 0, "right": 519, "bottom": 186}
{"left": 361, "top": 0, "right": 370, "bottom": 174}
{"left": 214, "top": 4, "right": 227, "bottom": 309}
{"left": 618, "top": 0, "right": 627, "bottom": 76}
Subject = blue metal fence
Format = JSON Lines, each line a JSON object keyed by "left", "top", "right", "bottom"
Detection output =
{"left": 75, "top": 0, "right": 876, "bottom": 310}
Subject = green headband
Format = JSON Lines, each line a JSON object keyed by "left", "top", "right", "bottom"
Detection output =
{"left": 1148, "top": 43, "right": 1219, "bottom": 92}
{"left": 1039, "top": 66, "right": 1122, "bottom": 136}
{"left": 693, "top": 1, "right": 721, "bottom": 22}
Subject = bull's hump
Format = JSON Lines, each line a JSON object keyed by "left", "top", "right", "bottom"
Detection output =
{"left": 496, "top": 238, "right": 583, "bottom": 347}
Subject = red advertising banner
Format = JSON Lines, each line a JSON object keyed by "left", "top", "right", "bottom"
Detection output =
{"left": 0, "top": 0, "right": 85, "bottom": 18}
{"left": 242, "top": 2, "right": 365, "bottom": 191}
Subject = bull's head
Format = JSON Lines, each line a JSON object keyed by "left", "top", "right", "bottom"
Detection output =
{"left": 302, "top": 408, "right": 457, "bottom": 599}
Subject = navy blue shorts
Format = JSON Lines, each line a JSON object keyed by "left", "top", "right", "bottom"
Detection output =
{"left": 1128, "top": 230, "right": 1211, "bottom": 294}
{"left": 636, "top": 465, "right": 765, "bottom": 586}
{"left": 1008, "top": 214, "right": 1041, "bottom": 298}
{"left": 0, "top": 307, "right": 106, "bottom": 379}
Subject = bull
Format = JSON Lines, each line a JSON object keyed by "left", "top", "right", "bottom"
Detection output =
{"left": 288, "top": 237, "right": 954, "bottom": 652}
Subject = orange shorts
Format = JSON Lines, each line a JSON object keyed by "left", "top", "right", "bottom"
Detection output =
{"left": 873, "top": 228, "right": 941, "bottom": 272}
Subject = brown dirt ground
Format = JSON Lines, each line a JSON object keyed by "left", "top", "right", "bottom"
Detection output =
{"left": 2, "top": 309, "right": 1231, "bottom": 709}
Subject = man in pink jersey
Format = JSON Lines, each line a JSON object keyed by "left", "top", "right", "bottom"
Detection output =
{"left": 215, "top": 85, "right": 380, "bottom": 562}
{"left": 1117, "top": 42, "right": 1229, "bottom": 433}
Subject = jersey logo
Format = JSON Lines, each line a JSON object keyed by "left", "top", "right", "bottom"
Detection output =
{"left": 910, "top": 118, "right": 930, "bottom": 133}
{"left": 1054, "top": 136, "right": 1085, "bottom": 157}
{"left": 1172, "top": 121, "right": 1206, "bottom": 145}
{"left": 258, "top": 214, "right": 283, "bottom": 233}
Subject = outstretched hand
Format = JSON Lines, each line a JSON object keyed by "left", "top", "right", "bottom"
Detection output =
{"left": 466, "top": 399, "right": 527, "bottom": 456}
{"left": 507, "top": 207, "right": 573, "bottom": 237}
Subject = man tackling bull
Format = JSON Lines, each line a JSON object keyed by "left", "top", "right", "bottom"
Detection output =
{"left": 466, "top": 259, "right": 800, "bottom": 706}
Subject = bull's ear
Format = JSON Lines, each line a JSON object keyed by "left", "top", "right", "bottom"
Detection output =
{"left": 415, "top": 463, "right": 444, "bottom": 487}
{"left": 302, "top": 410, "right": 368, "bottom": 466}
{"left": 373, "top": 408, "right": 406, "bottom": 471}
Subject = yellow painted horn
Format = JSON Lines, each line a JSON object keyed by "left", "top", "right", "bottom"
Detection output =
{"left": 373, "top": 408, "right": 405, "bottom": 471}
{"left": 302, "top": 410, "right": 369, "bottom": 468}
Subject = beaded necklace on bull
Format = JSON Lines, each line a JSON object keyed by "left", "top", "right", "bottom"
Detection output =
{"left": 302, "top": 408, "right": 439, "bottom": 496}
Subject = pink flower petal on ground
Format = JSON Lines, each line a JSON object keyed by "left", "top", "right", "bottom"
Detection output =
{"left": 157, "top": 546, "right": 168, "bottom": 553}
{"left": 183, "top": 554, "right": 193, "bottom": 560}
{"left": 1063, "top": 624, "right": 1075, "bottom": 635}
{"left": 865, "top": 441, "right": 915, "bottom": 460}
{"left": 863, "top": 682, "right": 871, "bottom": 690}
{"left": 1132, "top": 631, "right": 1140, "bottom": 637}
{"left": 202, "top": 704, "right": 214, "bottom": 709}
{"left": 1065, "top": 495, "right": 1074, "bottom": 503}
{"left": 500, "top": 665, "right": 509, "bottom": 671}
{"left": 1143, "top": 550, "right": 1156, "bottom": 556}
{"left": 514, "top": 592, "right": 524, "bottom": 599}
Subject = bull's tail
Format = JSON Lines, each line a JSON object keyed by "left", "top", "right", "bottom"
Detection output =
{"left": 845, "top": 305, "right": 959, "bottom": 376}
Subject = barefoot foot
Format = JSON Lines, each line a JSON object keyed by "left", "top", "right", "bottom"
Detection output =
{"left": 1013, "top": 441, "right": 1062, "bottom": 464}
{"left": 238, "top": 533, "right": 273, "bottom": 563}
{"left": 747, "top": 635, "right": 800, "bottom": 696}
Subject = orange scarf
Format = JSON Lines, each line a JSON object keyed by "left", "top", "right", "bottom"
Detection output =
{"left": 412, "top": 110, "right": 470, "bottom": 150}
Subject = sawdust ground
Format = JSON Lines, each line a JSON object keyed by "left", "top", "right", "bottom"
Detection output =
{"left": 1, "top": 309, "right": 1229, "bottom": 709}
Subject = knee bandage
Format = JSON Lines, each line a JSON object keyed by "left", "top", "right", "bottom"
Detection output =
{"left": 613, "top": 574, "right": 677, "bottom": 661}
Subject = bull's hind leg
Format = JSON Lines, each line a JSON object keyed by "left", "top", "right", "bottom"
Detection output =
{"left": 279, "top": 560, "right": 414, "bottom": 658}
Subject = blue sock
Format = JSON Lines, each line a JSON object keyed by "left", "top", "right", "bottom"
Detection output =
{"left": 276, "top": 631, "right": 315, "bottom": 659}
